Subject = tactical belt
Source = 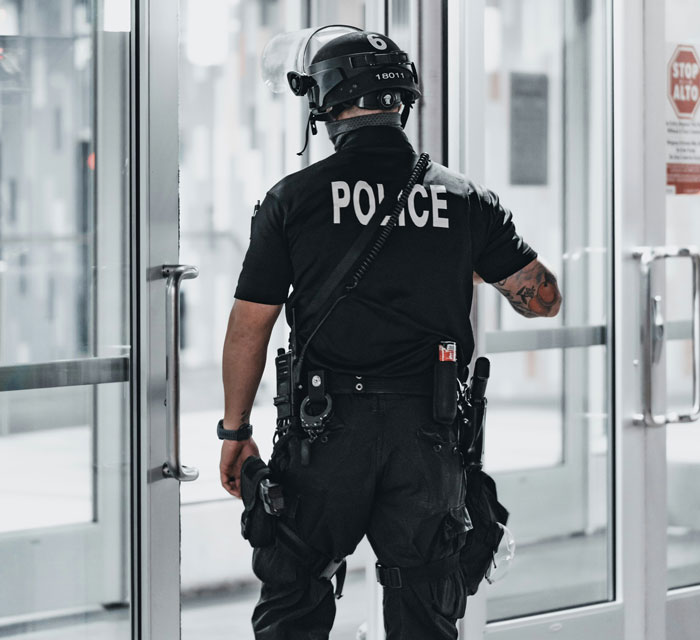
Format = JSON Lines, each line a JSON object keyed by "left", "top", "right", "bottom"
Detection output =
{"left": 325, "top": 372, "right": 433, "bottom": 396}
{"left": 375, "top": 552, "right": 462, "bottom": 589}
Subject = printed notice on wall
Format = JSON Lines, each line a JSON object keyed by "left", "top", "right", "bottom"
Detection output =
{"left": 666, "top": 43, "right": 700, "bottom": 195}
{"left": 510, "top": 72, "right": 549, "bottom": 186}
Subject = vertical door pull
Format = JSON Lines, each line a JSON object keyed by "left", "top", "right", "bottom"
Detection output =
{"left": 162, "top": 264, "right": 200, "bottom": 481}
{"left": 651, "top": 295, "right": 664, "bottom": 364}
{"left": 632, "top": 247, "right": 700, "bottom": 426}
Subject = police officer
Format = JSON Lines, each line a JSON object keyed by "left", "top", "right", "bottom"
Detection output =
{"left": 219, "top": 28, "right": 562, "bottom": 640}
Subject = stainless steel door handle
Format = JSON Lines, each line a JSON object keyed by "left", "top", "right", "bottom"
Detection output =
{"left": 633, "top": 246, "right": 700, "bottom": 426}
{"left": 651, "top": 295, "right": 664, "bottom": 364}
{"left": 162, "top": 264, "right": 200, "bottom": 481}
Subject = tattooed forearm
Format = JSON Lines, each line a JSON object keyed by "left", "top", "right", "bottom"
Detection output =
{"left": 492, "top": 259, "right": 562, "bottom": 318}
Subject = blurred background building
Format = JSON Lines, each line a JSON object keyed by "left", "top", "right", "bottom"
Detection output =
{"left": 0, "top": 0, "right": 698, "bottom": 639}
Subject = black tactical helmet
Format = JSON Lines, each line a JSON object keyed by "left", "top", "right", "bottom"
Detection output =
{"left": 287, "top": 27, "right": 421, "bottom": 125}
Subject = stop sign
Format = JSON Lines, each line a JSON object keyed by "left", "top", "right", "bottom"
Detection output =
{"left": 668, "top": 45, "right": 700, "bottom": 119}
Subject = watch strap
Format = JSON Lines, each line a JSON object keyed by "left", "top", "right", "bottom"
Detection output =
{"left": 217, "top": 419, "right": 253, "bottom": 441}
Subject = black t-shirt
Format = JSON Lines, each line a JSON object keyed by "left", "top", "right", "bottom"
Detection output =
{"left": 235, "top": 124, "right": 536, "bottom": 378}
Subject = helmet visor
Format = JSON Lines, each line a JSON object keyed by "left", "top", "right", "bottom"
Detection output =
{"left": 261, "top": 25, "right": 362, "bottom": 93}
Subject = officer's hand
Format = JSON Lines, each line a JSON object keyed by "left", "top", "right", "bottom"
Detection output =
{"left": 219, "top": 438, "right": 260, "bottom": 498}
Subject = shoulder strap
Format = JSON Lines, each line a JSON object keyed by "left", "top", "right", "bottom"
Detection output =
{"left": 293, "top": 152, "right": 430, "bottom": 381}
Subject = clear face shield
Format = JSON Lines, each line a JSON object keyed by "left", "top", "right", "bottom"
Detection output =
{"left": 261, "top": 25, "right": 362, "bottom": 94}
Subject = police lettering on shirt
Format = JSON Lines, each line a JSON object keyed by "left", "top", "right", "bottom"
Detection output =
{"left": 331, "top": 181, "right": 449, "bottom": 228}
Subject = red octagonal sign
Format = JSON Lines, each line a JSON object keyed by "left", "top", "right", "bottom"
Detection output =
{"left": 668, "top": 45, "right": 700, "bottom": 119}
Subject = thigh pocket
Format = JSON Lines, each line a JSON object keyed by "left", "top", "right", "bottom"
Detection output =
{"left": 424, "top": 506, "right": 471, "bottom": 620}
{"left": 429, "top": 570, "right": 468, "bottom": 621}
{"left": 414, "top": 424, "right": 464, "bottom": 507}
{"left": 443, "top": 504, "right": 473, "bottom": 554}
{"left": 252, "top": 542, "right": 298, "bottom": 586}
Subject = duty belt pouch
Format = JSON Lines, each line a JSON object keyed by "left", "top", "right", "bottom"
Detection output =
{"left": 240, "top": 456, "right": 277, "bottom": 548}
{"left": 461, "top": 469, "right": 509, "bottom": 596}
{"left": 433, "top": 344, "right": 458, "bottom": 424}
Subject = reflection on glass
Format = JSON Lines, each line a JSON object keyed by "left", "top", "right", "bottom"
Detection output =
{"left": 485, "top": 348, "right": 610, "bottom": 620}
{"left": 0, "top": 5, "right": 95, "bottom": 366}
{"left": 0, "top": 0, "right": 131, "bottom": 635}
{"left": 485, "top": 350, "right": 563, "bottom": 472}
{"left": 481, "top": 0, "right": 612, "bottom": 621}
{"left": 0, "top": 386, "right": 93, "bottom": 533}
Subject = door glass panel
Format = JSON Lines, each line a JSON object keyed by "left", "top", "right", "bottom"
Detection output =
{"left": 666, "top": 0, "right": 700, "bottom": 593}
{"left": 0, "top": 386, "right": 93, "bottom": 532}
{"left": 0, "top": 1, "right": 98, "bottom": 366}
{"left": 178, "top": 1, "right": 371, "bottom": 637}
{"left": 480, "top": 0, "right": 613, "bottom": 620}
{"left": 0, "top": 0, "right": 131, "bottom": 636}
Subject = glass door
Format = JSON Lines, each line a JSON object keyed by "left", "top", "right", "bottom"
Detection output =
{"left": 176, "top": 2, "right": 387, "bottom": 638}
{"left": 665, "top": 0, "right": 700, "bottom": 635}
{"left": 0, "top": 0, "right": 132, "bottom": 633}
{"left": 450, "top": 0, "right": 700, "bottom": 638}
{"left": 445, "top": 1, "right": 616, "bottom": 633}
{"left": 0, "top": 0, "right": 189, "bottom": 638}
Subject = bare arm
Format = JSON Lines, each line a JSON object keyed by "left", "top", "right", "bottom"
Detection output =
{"left": 220, "top": 299, "right": 282, "bottom": 497}
{"left": 490, "top": 258, "right": 562, "bottom": 318}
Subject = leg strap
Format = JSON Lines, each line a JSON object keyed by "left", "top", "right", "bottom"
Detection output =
{"left": 276, "top": 520, "right": 348, "bottom": 599}
{"left": 375, "top": 552, "right": 462, "bottom": 589}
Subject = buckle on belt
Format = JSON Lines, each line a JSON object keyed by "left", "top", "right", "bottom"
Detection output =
{"left": 319, "top": 557, "right": 345, "bottom": 580}
{"left": 375, "top": 562, "right": 402, "bottom": 588}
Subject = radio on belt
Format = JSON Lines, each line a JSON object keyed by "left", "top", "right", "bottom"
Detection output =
{"left": 433, "top": 340, "right": 458, "bottom": 424}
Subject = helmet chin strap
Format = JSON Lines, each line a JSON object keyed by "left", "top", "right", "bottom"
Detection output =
{"left": 400, "top": 100, "right": 414, "bottom": 128}
{"left": 297, "top": 103, "right": 411, "bottom": 156}
{"left": 297, "top": 112, "right": 318, "bottom": 156}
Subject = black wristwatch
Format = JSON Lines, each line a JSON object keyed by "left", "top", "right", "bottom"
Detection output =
{"left": 217, "top": 419, "right": 253, "bottom": 441}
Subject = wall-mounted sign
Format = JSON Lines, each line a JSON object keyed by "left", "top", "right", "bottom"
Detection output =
{"left": 666, "top": 44, "right": 700, "bottom": 195}
{"left": 510, "top": 72, "right": 548, "bottom": 186}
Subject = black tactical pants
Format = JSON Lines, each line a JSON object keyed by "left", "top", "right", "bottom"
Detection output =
{"left": 251, "top": 393, "right": 470, "bottom": 640}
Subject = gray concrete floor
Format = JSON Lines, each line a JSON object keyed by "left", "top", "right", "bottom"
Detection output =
{"left": 182, "top": 570, "right": 368, "bottom": 640}
{"left": 2, "top": 532, "right": 700, "bottom": 638}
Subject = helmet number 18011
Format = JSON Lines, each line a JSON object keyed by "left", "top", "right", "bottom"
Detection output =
{"left": 375, "top": 71, "right": 406, "bottom": 81}
{"left": 367, "top": 34, "right": 388, "bottom": 50}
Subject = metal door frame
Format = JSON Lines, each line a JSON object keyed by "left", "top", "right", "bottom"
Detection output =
{"left": 130, "top": 0, "right": 182, "bottom": 637}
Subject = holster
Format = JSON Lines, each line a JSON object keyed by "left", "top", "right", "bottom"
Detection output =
{"left": 460, "top": 469, "right": 509, "bottom": 595}
{"left": 239, "top": 458, "right": 348, "bottom": 598}
{"left": 240, "top": 456, "right": 278, "bottom": 548}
